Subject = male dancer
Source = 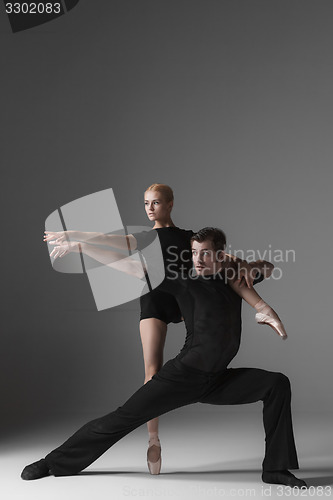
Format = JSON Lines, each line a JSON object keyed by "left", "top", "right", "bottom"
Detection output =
{"left": 21, "top": 227, "right": 306, "bottom": 488}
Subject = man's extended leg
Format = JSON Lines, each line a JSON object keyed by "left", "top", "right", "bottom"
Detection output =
{"left": 21, "top": 359, "right": 208, "bottom": 479}
{"left": 198, "top": 366, "right": 306, "bottom": 487}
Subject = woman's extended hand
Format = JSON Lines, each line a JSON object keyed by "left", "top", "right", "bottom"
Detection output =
{"left": 48, "top": 241, "right": 82, "bottom": 259}
{"left": 44, "top": 231, "right": 70, "bottom": 244}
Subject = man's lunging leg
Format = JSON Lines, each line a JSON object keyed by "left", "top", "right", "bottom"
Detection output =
{"left": 199, "top": 367, "right": 307, "bottom": 488}
{"left": 21, "top": 359, "right": 206, "bottom": 480}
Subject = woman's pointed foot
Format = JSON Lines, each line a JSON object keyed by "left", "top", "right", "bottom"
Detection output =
{"left": 255, "top": 311, "right": 288, "bottom": 339}
{"left": 147, "top": 436, "right": 161, "bottom": 475}
{"left": 254, "top": 300, "right": 287, "bottom": 339}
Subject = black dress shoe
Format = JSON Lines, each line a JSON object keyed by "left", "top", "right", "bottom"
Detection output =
{"left": 262, "top": 469, "right": 307, "bottom": 488}
{"left": 21, "top": 459, "right": 51, "bottom": 480}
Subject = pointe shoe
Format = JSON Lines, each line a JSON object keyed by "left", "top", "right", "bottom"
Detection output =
{"left": 255, "top": 312, "right": 288, "bottom": 339}
{"left": 147, "top": 436, "right": 161, "bottom": 475}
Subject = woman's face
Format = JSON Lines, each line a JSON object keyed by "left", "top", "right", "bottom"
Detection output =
{"left": 144, "top": 190, "right": 173, "bottom": 222}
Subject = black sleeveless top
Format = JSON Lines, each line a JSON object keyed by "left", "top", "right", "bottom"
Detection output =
{"left": 132, "top": 227, "right": 194, "bottom": 324}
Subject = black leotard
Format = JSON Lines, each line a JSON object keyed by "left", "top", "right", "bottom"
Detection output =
{"left": 132, "top": 227, "right": 194, "bottom": 324}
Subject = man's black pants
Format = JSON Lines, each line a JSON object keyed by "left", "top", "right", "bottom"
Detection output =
{"left": 45, "top": 358, "right": 299, "bottom": 475}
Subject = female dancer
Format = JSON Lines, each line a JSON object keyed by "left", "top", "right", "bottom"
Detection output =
{"left": 44, "top": 183, "right": 286, "bottom": 475}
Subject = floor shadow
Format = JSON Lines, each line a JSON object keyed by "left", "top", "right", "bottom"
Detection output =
{"left": 79, "top": 468, "right": 261, "bottom": 483}
{"left": 80, "top": 466, "right": 333, "bottom": 487}
{"left": 305, "top": 475, "right": 333, "bottom": 487}
{"left": 296, "top": 466, "right": 333, "bottom": 487}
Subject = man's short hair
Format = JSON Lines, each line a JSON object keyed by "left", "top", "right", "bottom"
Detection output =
{"left": 191, "top": 227, "right": 227, "bottom": 252}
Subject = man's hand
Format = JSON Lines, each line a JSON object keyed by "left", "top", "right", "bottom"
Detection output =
{"left": 224, "top": 254, "right": 261, "bottom": 288}
{"left": 224, "top": 254, "right": 274, "bottom": 287}
{"left": 250, "top": 260, "right": 274, "bottom": 279}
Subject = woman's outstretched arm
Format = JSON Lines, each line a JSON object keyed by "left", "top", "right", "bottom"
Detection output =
{"left": 228, "top": 279, "right": 263, "bottom": 308}
{"left": 49, "top": 241, "right": 145, "bottom": 279}
{"left": 44, "top": 231, "right": 137, "bottom": 250}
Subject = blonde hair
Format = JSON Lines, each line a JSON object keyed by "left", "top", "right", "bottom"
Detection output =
{"left": 145, "top": 183, "right": 174, "bottom": 203}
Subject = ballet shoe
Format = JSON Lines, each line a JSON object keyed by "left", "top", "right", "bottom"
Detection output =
{"left": 262, "top": 469, "right": 307, "bottom": 488}
{"left": 147, "top": 436, "right": 162, "bottom": 475}
{"left": 255, "top": 312, "right": 288, "bottom": 339}
{"left": 21, "top": 458, "right": 51, "bottom": 480}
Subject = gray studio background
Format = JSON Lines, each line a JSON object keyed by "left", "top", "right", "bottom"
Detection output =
{"left": 1, "top": 0, "right": 332, "bottom": 438}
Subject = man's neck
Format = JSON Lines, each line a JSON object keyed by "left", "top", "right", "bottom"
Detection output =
{"left": 199, "top": 264, "right": 224, "bottom": 278}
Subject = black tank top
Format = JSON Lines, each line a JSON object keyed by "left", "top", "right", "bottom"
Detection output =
{"left": 133, "top": 227, "right": 194, "bottom": 278}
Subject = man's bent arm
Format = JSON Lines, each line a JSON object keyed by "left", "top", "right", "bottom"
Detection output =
{"left": 224, "top": 254, "right": 274, "bottom": 286}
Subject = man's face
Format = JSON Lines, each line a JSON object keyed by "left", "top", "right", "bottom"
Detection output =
{"left": 191, "top": 239, "right": 224, "bottom": 276}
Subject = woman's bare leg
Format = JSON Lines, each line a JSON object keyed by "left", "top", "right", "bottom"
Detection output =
{"left": 140, "top": 318, "right": 167, "bottom": 473}
{"left": 229, "top": 281, "right": 262, "bottom": 307}
{"left": 140, "top": 318, "right": 167, "bottom": 435}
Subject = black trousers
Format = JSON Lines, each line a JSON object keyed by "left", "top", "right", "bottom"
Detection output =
{"left": 45, "top": 358, "right": 299, "bottom": 476}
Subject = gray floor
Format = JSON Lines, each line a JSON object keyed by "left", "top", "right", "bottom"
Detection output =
{"left": 2, "top": 409, "right": 332, "bottom": 500}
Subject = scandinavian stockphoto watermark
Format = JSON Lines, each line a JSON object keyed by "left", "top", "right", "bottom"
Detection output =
{"left": 165, "top": 244, "right": 295, "bottom": 282}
